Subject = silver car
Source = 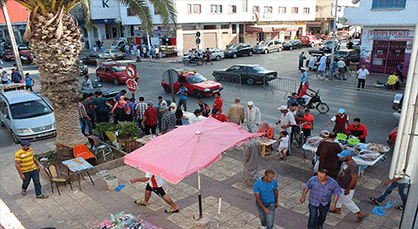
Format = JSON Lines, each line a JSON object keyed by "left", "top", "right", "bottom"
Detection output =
{"left": 258, "top": 39, "right": 283, "bottom": 54}
{"left": 103, "top": 49, "right": 126, "bottom": 60}
{"left": 0, "top": 90, "right": 56, "bottom": 143}
{"left": 208, "top": 48, "right": 225, "bottom": 61}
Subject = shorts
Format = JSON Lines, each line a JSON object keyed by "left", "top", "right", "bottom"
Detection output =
{"left": 302, "top": 128, "right": 312, "bottom": 137}
{"left": 145, "top": 183, "right": 166, "bottom": 197}
{"left": 277, "top": 146, "right": 288, "bottom": 154}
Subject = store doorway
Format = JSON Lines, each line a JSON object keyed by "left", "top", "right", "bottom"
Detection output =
{"left": 371, "top": 40, "right": 406, "bottom": 74}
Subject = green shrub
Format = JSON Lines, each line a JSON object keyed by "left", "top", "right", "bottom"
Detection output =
{"left": 119, "top": 122, "right": 139, "bottom": 138}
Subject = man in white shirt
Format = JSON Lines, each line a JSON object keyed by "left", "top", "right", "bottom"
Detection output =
{"left": 337, "top": 58, "right": 346, "bottom": 80}
{"left": 356, "top": 65, "right": 370, "bottom": 91}
{"left": 245, "top": 101, "right": 261, "bottom": 133}
{"left": 130, "top": 172, "right": 179, "bottom": 213}
{"left": 275, "top": 106, "right": 296, "bottom": 135}
{"left": 189, "top": 109, "right": 202, "bottom": 125}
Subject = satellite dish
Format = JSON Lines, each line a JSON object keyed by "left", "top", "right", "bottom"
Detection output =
{"left": 352, "top": 0, "right": 360, "bottom": 4}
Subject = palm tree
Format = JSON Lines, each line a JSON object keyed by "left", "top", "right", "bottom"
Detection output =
{"left": 2, "top": 0, "right": 176, "bottom": 159}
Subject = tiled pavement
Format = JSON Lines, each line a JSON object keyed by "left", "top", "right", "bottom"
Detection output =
{"left": 1, "top": 143, "right": 403, "bottom": 229}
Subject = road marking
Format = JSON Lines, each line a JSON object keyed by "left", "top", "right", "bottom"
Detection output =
{"left": 0, "top": 198, "right": 24, "bottom": 229}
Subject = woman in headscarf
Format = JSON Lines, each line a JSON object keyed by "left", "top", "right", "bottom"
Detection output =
{"left": 257, "top": 121, "right": 275, "bottom": 139}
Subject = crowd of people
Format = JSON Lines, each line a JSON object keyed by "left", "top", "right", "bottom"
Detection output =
{"left": 1, "top": 69, "right": 35, "bottom": 90}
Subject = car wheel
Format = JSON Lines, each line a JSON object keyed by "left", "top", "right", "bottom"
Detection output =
{"left": 11, "top": 131, "right": 20, "bottom": 144}
{"left": 193, "top": 90, "right": 202, "bottom": 98}
{"left": 163, "top": 85, "right": 171, "bottom": 93}
{"left": 278, "top": 47, "right": 282, "bottom": 52}
{"left": 246, "top": 77, "right": 255, "bottom": 85}
{"left": 215, "top": 55, "right": 221, "bottom": 61}
{"left": 232, "top": 53, "right": 237, "bottom": 59}
{"left": 290, "top": 46, "right": 293, "bottom": 50}
{"left": 113, "top": 78, "right": 120, "bottom": 85}
{"left": 183, "top": 60, "right": 190, "bottom": 66}
{"left": 264, "top": 49, "right": 268, "bottom": 54}
{"left": 248, "top": 51, "right": 253, "bottom": 56}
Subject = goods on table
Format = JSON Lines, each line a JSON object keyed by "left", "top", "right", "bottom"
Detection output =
{"left": 348, "top": 138, "right": 360, "bottom": 146}
{"left": 319, "top": 130, "right": 330, "bottom": 139}
{"left": 307, "top": 136, "right": 324, "bottom": 147}
{"left": 359, "top": 150, "right": 381, "bottom": 161}
{"left": 368, "top": 143, "right": 390, "bottom": 153}
{"left": 94, "top": 212, "right": 162, "bottom": 229}
{"left": 336, "top": 133, "right": 347, "bottom": 141}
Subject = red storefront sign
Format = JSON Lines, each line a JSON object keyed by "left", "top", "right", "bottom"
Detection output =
{"left": 368, "top": 30, "right": 413, "bottom": 41}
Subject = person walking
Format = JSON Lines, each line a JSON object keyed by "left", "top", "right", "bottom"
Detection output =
{"left": 154, "top": 46, "right": 160, "bottom": 60}
{"left": 325, "top": 109, "right": 350, "bottom": 134}
{"left": 299, "top": 51, "right": 306, "bottom": 70}
{"left": 93, "top": 91, "right": 110, "bottom": 123}
{"left": 15, "top": 140, "right": 49, "bottom": 199}
{"left": 300, "top": 169, "right": 341, "bottom": 229}
{"left": 178, "top": 84, "right": 188, "bottom": 111}
{"left": 204, "top": 48, "right": 213, "bottom": 65}
{"left": 253, "top": 170, "right": 278, "bottom": 229}
{"left": 316, "top": 132, "right": 342, "bottom": 179}
{"left": 356, "top": 65, "right": 369, "bottom": 90}
{"left": 227, "top": 97, "right": 245, "bottom": 125}
{"left": 369, "top": 176, "right": 410, "bottom": 210}
{"left": 79, "top": 98, "right": 93, "bottom": 136}
{"left": 275, "top": 106, "right": 296, "bottom": 136}
{"left": 331, "top": 150, "right": 367, "bottom": 222}
{"left": 131, "top": 173, "right": 179, "bottom": 214}
{"left": 245, "top": 101, "right": 261, "bottom": 133}
{"left": 337, "top": 58, "right": 346, "bottom": 80}
{"left": 213, "top": 92, "right": 223, "bottom": 113}
{"left": 308, "top": 55, "right": 318, "bottom": 71}
{"left": 298, "top": 68, "right": 309, "bottom": 94}
{"left": 255, "top": 43, "right": 260, "bottom": 56}
{"left": 24, "top": 73, "right": 35, "bottom": 91}
{"left": 135, "top": 97, "right": 147, "bottom": 132}
{"left": 11, "top": 69, "right": 22, "bottom": 83}
{"left": 317, "top": 54, "right": 327, "bottom": 72}
{"left": 142, "top": 101, "right": 158, "bottom": 135}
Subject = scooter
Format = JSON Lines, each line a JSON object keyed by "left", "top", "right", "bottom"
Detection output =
{"left": 287, "top": 90, "right": 329, "bottom": 114}
{"left": 182, "top": 55, "right": 204, "bottom": 66}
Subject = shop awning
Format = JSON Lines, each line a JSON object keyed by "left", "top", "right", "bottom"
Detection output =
{"left": 306, "top": 22, "right": 322, "bottom": 27}
{"left": 246, "top": 25, "right": 275, "bottom": 33}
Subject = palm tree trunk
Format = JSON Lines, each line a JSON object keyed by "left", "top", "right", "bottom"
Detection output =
{"left": 25, "top": 11, "right": 87, "bottom": 159}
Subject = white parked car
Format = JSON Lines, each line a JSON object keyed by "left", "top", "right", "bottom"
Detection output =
{"left": 103, "top": 49, "right": 126, "bottom": 60}
{"left": 0, "top": 90, "right": 56, "bottom": 143}
{"left": 208, "top": 48, "right": 225, "bottom": 61}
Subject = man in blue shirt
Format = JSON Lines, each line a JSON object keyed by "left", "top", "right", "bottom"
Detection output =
{"left": 298, "top": 68, "right": 309, "bottom": 94}
{"left": 24, "top": 73, "right": 35, "bottom": 91}
{"left": 253, "top": 170, "right": 278, "bottom": 229}
{"left": 178, "top": 84, "right": 188, "bottom": 111}
{"left": 11, "top": 69, "right": 22, "bottom": 83}
{"left": 116, "top": 90, "right": 127, "bottom": 102}
{"left": 300, "top": 169, "right": 342, "bottom": 229}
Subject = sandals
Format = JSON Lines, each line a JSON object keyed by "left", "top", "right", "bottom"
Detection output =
{"left": 369, "top": 197, "right": 381, "bottom": 205}
{"left": 134, "top": 200, "right": 148, "bottom": 206}
{"left": 164, "top": 209, "right": 179, "bottom": 213}
{"left": 21, "top": 190, "right": 27, "bottom": 196}
{"left": 356, "top": 213, "right": 366, "bottom": 223}
{"left": 395, "top": 205, "right": 404, "bottom": 210}
{"left": 36, "top": 195, "right": 49, "bottom": 199}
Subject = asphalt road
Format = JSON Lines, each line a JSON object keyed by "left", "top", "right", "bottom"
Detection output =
{"left": 0, "top": 48, "right": 399, "bottom": 154}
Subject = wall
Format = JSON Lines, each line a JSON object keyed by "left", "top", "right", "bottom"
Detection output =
{"left": 91, "top": 0, "right": 120, "bottom": 19}
{"left": 247, "top": 0, "right": 316, "bottom": 22}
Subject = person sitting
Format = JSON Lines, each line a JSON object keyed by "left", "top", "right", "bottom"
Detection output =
{"left": 257, "top": 121, "right": 275, "bottom": 140}
{"left": 346, "top": 117, "right": 367, "bottom": 143}
{"left": 298, "top": 81, "right": 316, "bottom": 106}
{"left": 211, "top": 108, "right": 228, "bottom": 122}
{"left": 386, "top": 72, "right": 399, "bottom": 91}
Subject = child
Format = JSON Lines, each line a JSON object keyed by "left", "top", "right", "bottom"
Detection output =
{"left": 277, "top": 131, "right": 289, "bottom": 161}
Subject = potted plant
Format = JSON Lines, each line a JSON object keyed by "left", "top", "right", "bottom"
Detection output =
{"left": 118, "top": 122, "right": 139, "bottom": 139}
{"left": 94, "top": 122, "right": 116, "bottom": 142}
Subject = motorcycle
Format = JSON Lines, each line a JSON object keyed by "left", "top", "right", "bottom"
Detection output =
{"left": 182, "top": 55, "right": 204, "bottom": 66}
{"left": 288, "top": 90, "right": 329, "bottom": 114}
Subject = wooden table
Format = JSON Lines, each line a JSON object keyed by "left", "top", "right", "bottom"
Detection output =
{"left": 62, "top": 157, "right": 95, "bottom": 191}
{"left": 258, "top": 138, "right": 277, "bottom": 157}
{"left": 0, "top": 83, "right": 25, "bottom": 93}
{"left": 135, "top": 134, "right": 155, "bottom": 145}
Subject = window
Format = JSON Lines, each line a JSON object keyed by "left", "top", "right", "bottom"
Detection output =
{"left": 210, "top": 5, "right": 223, "bottom": 14}
{"left": 194, "top": 4, "right": 201, "bottom": 14}
{"left": 127, "top": 8, "right": 136, "bottom": 16}
{"left": 182, "top": 25, "right": 196, "bottom": 31}
{"left": 264, "top": 6, "right": 273, "bottom": 14}
{"left": 229, "top": 5, "right": 237, "bottom": 14}
{"left": 203, "top": 25, "right": 216, "bottom": 30}
{"left": 303, "top": 7, "right": 310, "bottom": 14}
{"left": 187, "top": 4, "right": 192, "bottom": 14}
{"left": 278, "top": 6, "right": 286, "bottom": 14}
{"left": 232, "top": 24, "right": 237, "bottom": 34}
{"left": 252, "top": 6, "right": 260, "bottom": 13}
{"left": 291, "top": 7, "right": 299, "bottom": 14}
{"left": 221, "top": 24, "right": 229, "bottom": 29}
{"left": 372, "top": 0, "right": 406, "bottom": 9}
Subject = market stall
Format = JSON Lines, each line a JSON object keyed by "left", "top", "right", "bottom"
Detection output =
{"left": 303, "top": 131, "right": 389, "bottom": 175}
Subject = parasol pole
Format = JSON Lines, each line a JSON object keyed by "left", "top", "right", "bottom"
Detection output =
{"left": 198, "top": 170, "right": 203, "bottom": 219}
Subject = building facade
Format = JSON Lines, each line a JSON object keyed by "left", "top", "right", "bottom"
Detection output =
{"left": 344, "top": 0, "right": 416, "bottom": 75}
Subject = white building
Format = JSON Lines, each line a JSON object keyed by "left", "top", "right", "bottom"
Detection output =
{"left": 77, "top": 0, "right": 317, "bottom": 55}
{"left": 344, "top": 0, "right": 416, "bottom": 75}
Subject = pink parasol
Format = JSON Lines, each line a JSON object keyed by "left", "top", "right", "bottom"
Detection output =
{"left": 124, "top": 117, "right": 261, "bottom": 184}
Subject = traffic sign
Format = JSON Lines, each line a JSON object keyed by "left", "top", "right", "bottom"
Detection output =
{"left": 196, "top": 31, "right": 201, "bottom": 37}
{"left": 196, "top": 38, "right": 201, "bottom": 45}
{"left": 126, "top": 79, "right": 138, "bottom": 93}
{"left": 126, "top": 64, "right": 137, "bottom": 79}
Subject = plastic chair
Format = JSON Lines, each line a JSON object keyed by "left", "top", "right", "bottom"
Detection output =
{"left": 43, "top": 164, "right": 73, "bottom": 195}
{"left": 73, "top": 144, "right": 97, "bottom": 164}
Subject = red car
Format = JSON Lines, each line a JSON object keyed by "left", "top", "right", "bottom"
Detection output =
{"left": 3, "top": 50, "right": 15, "bottom": 61}
{"left": 96, "top": 62, "right": 139, "bottom": 85}
{"left": 161, "top": 69, "right": 223, "bottom": 97}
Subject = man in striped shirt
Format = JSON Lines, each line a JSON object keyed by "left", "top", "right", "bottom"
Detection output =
{"left": 135, "top": 96, "right": 147, "bottom": 132}
{"left": 15, "top": 140, "right": 48, "bottom": 199}
{"left": 79, "top": 98, "right": 93, "bottom": 136}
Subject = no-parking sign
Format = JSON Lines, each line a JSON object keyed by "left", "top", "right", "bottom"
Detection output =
{"left": 126, "top": 79, "right": 138, "bottom": 93}
{"left": 126, "top": 65, "right": 137, "bottom": 79}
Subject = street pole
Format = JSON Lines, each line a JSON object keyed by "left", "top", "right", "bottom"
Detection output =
{"left": 330, "top": 0, "right": 339, "bottom": 74}
{"left": 1, "top": 4, "right": 24, "bottom": 76}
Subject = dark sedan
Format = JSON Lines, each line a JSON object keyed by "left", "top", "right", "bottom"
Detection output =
{"left": 80, "top": 50, "right": 112, "bottom": 65}
{"left": 282, "top": 40, "right": 302, "bottom": 50}
{"left": 212, "top": 64, "right": 278, "bottom": 85}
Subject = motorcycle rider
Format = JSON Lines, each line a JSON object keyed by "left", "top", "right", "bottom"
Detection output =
{"left": 298, "top": 81, "right": 316, "bottom": 107}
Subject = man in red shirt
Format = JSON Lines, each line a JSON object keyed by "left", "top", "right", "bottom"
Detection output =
{"left": 213, "top": 92, "right": 223, "bottom": 113}
{"left": 325, "top": 109, "right": 350, "bottom": 134}
{"left": 346, "top": 118, "right": 367, "bottom": 143}
{"left": 298, "top": 81, "right": 316, "bottom": 106}
{"left": 301, "top": 109, "right": 314, "bottom": 138}
{"left": 211, "top": 108, "right": 228, "bottom": 122}
{"left": 141, "top": 101, "right": 158, "bottom": 135}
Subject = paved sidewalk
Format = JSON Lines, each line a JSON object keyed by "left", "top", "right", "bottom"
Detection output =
{"left": 0, "top": 140, "right": 403, "bottom": 229}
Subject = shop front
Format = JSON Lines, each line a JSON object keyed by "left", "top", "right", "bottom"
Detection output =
{"left": 360, "top": 28, "right": 414, "bottom": 75}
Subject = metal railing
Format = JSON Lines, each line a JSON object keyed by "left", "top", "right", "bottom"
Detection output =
{"left": 213, "top": 73, "right": 241, "bottom": 91}
{"left": 263, "top": 77, "right": 297, "bottom": 97}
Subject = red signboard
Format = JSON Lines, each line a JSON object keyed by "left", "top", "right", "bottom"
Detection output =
{"left": 126, "top": 79, "right": 138, "bottom": 93}
{"left": 125, "top": 65, "right": 137, "bottom": 79}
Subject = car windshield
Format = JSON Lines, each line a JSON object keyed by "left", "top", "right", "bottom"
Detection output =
{"left": 4, "top": 52, "right": 13, "bottom": 55}
{"left": 188, "top": 73, "right": 207, "bottom": 83}
{"left": 111, "top": 66, "right": 126, "bottom": 72}
{"left": 10, "top": 99, "right": 53, "bottom": 119}
{"left": 324, "top": 41, "right": 334, "bottom": 45}
{"left": 227, "top": 44, "right": 239, "bottom": 50}
{"left": 259, "top": 41, "right": 268, "bottom": 46}
{"left": 98, "top": 53, "right": 111, "bottom": 58}
{"left": 253, "top": 66, "right": 267, "bottom": 72}
{"left": 336, "top": 51, "right": 347, "bottom": 55}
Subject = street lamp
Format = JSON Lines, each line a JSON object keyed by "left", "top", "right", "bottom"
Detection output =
{"left": 330, "top": 0, "right": 339, "bottom": 74}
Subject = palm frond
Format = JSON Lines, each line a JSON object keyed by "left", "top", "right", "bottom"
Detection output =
{"left": 13, "top": 0, "right": 35, "bottom": 10}
{"left": 118, "top": 0, "right": 153, "bottom": 32}
{"left": 78, "top": 0, "right": 92, "bottom": 29}
{"left": 149, "top": 0, "right": 176, "bottom": 27}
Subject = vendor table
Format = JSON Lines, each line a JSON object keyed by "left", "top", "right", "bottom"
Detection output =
{"left": 183, "top": 111, "right": 207, "bottom": 121}
{"left": 62, "top": 157, "right": 95, "bottom": 191}
{"left": 258, "top": 138, "right": 277, "bottom": 157}
{"left": 302, "top": 142, "right": 386, "bottom": 175}
{"left": 0, "top": 83, "right": 25, "bottom": 93}
{"left": 135, "top": 134, "right": 155, "bottom": 145}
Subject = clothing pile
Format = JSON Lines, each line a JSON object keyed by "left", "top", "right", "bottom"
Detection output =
{"left": 94, "top": 212, "right": 162, "bottom": 229}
